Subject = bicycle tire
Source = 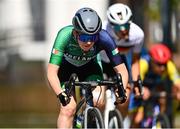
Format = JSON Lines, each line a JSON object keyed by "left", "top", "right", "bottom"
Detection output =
{"left": 155, "top": 114, "right": 170, "bottom": 128}
{"left": 83, "top": 107, "right": 105, "bottom": 129}
{"left": 108, "top": 109, "right": 123, "bottom": 128}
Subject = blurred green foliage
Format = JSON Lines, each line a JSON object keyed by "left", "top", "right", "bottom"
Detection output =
{"left": 145, "top": 0, "right": 180, "bottom": 21}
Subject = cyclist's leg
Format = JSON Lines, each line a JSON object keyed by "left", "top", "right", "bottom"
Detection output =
{"left": 57, "top": 95, "right": 77, "bottom": 128}
{"left": 57, "top": 60, "right": 78, "bottom": 128}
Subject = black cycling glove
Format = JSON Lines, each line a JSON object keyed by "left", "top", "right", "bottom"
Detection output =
{"left": 133, "top": 75, "right": 143, "bottom": 99}
{"left": 57, "top": 91, "right": 70, "bottom": 106}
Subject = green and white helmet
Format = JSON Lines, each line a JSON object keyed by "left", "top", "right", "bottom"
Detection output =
{"left": 72, "top": 7, "right": 102, "bottom": 35}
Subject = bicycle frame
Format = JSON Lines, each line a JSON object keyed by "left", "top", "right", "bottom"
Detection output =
{"left": 76, "top": 87, "right": 103, "bottom": 129}
{"left": 65, "top": 73, "right": 126, "bottom": 128}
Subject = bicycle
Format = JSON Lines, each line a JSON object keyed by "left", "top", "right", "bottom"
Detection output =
{"left": 64, "top": 73, "right": 127, "bottom": 129}
{"left": 141, "top": 91, "right": 171, "bottom": 129}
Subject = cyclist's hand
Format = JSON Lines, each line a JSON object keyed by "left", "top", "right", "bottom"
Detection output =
{"left": 57, "top": 91, "right": 71, "bottom": 106}
{"left": 133, "top": 76, "right": 143, "bottom": 99}
{"left": 114, "top": 89, "right": 127, "bottom": 104}
{"left": 142, "top": 87, "right": 150, "bottom": 100}
{"left": 115, "top": 96, "right": 127, "bottom": 104}
{"left": 134, "top": 86, "right": 141, "bottom": 98}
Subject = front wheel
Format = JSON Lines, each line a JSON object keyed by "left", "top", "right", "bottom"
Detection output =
{"left": 83, "top": 107, "right": 104, "bottom": 129}
{"left": 108, "top": 109, "right": 123, "bottom": 128}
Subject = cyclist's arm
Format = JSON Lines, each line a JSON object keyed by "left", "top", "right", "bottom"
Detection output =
{"left": 131, "top": 53, "right": 141, "bottom": 81}
{"left": 139, "top": 57, "right": 149, "bottom": 81}
{"left": 167, "top": 60, "right": 180, "bottom": 85}
{"left": 113, "top": 63, "right": 129, "bottom": 90}
{"left": 98, "top": 30, "right": 129, "bottom": 89}
{"left": 47, "top": 26, "right": 71, "bottom": 95}
{"left": 167, "top": 60, "right": 180, "bottom": 100}
{"left": 131, "top": 28, "right": 144, "bottom": 81}
{"left": 47, "top": 64, "right": 63, "bottom": 95}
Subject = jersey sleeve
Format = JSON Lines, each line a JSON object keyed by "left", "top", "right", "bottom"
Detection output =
{"left": 49, "top": 26, "right": 71, "bottom": 65}
{"left": 167, "top": 60, "right": 180, "bottom": 84}
{"left": 131, "top": 23, "right": 144, "bottom": 53}
{"left": 140, "top": 58, "right": 149, "bottom": 81}
{"left": 133, "top": 38, "right": 144, "bottom": 53}
{"left": 98, "top": 30, "right": 123, "bottom": 67}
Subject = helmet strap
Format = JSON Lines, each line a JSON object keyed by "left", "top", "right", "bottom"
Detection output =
{"left": 73, "top": 30, "right": 79, "bottom": 41}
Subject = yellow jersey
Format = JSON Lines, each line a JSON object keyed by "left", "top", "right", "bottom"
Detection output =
{"left": 140, "top": 58, "right": 180, "bottom": 85}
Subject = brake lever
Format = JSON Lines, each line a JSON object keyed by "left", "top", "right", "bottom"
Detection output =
{"left": 65, "top": 73, "right": 78, "bottom": 96}
{"left": 115, "top": 73, "right": 127, "bottom": 104}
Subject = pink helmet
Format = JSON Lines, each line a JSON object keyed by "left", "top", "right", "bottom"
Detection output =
{"left": 149, "top": 44, "right": 171, "bottom": 64}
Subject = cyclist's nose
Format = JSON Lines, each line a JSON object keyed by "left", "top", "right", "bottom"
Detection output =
{"left": 85, "top": 41, "right": 93, "bottom": 45}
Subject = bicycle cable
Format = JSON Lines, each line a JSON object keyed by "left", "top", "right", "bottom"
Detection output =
{"left": 95, "top": 86, "right": 102, "bottom": 107}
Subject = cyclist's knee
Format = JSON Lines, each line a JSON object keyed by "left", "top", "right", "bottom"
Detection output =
{"left": 60, "top": 98, "right": 77, "bottom": 117}
{"left": 60, "top": 105, "right": 76, "bottom": 117}
{"left": 92, "top": 86, "right": 106, "bottom": 110}
{"left": 93, "top": 93, "right": 105, "bottom": 110}
{"left": 94, "top": 99, "right": 105, "bottom": 111}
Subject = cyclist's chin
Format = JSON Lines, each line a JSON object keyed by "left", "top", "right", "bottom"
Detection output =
{"left": 81, "top": 47, "right": 92, "bottom": 52}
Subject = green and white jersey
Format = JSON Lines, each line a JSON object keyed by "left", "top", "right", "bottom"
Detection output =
{"left": 49, "top": 25, "right": 124, "bottom": 67}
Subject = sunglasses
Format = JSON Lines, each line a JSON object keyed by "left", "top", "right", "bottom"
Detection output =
{"left": 78, "top": 33, "right": 98, "bottom": 42}
{"left": 111, "top": 23, "right": 130, "bottom": 32}
{"left": 153, "top": 61, "right": 166, "bottom": 67}
{"left": 156, "top": 63, "right": 166, "bottom": 67}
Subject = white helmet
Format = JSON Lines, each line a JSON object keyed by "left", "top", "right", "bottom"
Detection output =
{"left": 107, "top": 3, "right": 132, "bottom": 25}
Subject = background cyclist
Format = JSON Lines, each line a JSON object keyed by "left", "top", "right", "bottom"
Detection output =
{"left": 137, "top": 43, "right": 180, "bottom": 127}
{"left": 47, "top": 7, "right": 128, "bottom": 128}
{"left": 100, "top": 3, "right": 144, "bottom": 127}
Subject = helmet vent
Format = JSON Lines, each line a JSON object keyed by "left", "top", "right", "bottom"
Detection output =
{"left": 89, "top": 9, "right": 93, "bottom": 12}
{"left": 83, "top": 9, "right": 93, "bottom": 12}
{"left": 83, "top": 9, "right": 88, "bottom": 12}
{"left": 109, "top": 13, "right": 115, "bottom": 20}
{"left": 117, "top": 12, "right": 123, "bottom": 20}
{"left": 88, "top": 27, "right": 94, "bottom": 29}
{"left": 126, "top": 8, "right": 128, "bottom": 15}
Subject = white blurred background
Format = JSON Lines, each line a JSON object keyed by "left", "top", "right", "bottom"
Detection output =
{"left": 0, "top": 0, "right": 180, "bottom": 128}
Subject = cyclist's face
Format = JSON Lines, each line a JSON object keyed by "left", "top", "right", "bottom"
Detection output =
{"left": 111, "top": 23, "right": 130, "bottom": 40}
{"left": 78, "top": 40, "right": 95, "bottom": 52}
{"left": 151, "top": 61, "right": 166, "bottom": 75}
{"left": 76, "top": 32, "right": 98, "bottom": 52}
{"left": 115, "top": 30, "right": 129, "bottom": 40}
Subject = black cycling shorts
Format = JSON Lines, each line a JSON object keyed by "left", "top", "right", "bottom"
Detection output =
{"left": 58, "top": 58, "right": 103, "bottom": 83}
